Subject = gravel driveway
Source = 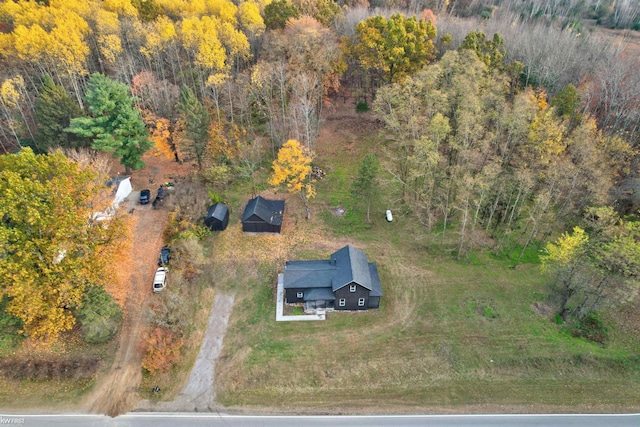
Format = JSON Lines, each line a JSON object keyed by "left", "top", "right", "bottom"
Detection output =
{"left": 137, "top": 293, "right": 235, "bottom": 412}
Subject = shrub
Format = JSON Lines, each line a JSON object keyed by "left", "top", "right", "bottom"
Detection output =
{"left": 208, "top": 190, "right": 222, "bottom": 205}
{"left": 570, "top": 312, "right": 609, "bottom": 345}
{"left": 149, "top": 289, "right": 191, "bottom": 332}
{"left": 76, "top": 285, "right": 122, "bottom": 343}
{"left": 141, "top": 327, "right": 184, "bottom": 374}
{"left": 356, "top": 100, "right": 369, "bottom": 113}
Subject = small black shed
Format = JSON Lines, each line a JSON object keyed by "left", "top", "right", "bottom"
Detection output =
{"left": 205, "top": 203, "right": 229, "bottom": 231}
{"left": 241, "top": 196, "right": 285, "bottom": 233}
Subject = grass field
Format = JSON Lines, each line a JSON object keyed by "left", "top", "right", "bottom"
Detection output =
{"left": 212, "top": 108, "right": 640, "bottom": 413}
{"left": 2, "top": 107, "right": 639, "bottom": 413}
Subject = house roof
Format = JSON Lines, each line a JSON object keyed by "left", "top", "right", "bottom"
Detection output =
{"left": 241, "top": 196, "right": 285, "bottom": 226}
{"left": 331, "top": 245, "right": 372, "bottom": 291}
{"left": 206, "top": 203, "right": 228, "bottom": 221}
{"left": 303, "top": 288, "right": 336, "bottom": 301}
{"left": 283, "top": 260, "right": 335, "bottom": 289}
{"left": 282, "top": 245, "right": 383, "bottom": 298}
{"left": 368, "top": 263, "right": 383, "bottom": 297}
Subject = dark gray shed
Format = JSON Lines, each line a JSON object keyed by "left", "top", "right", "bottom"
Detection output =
{"left": 241, "top": 196, "right": 285, "bottom": 233}
{"left": 205, "top": 203, "right": 229, "bottom": 231}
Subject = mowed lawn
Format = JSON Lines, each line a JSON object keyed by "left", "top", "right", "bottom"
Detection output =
{"left": 213, "top": 110, "right": 640, "bottom": 413}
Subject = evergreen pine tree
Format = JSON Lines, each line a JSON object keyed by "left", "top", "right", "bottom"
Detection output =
{"left": 34, "top": 76, "right": 83, "bottom": 153}
{"left": 178, "top": 85, "right": 210, "bottom": 170}
{"left": 66, "top": 73, "right": 152, "bottom": 174}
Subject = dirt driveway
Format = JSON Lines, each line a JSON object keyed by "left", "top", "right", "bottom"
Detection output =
{"left": 82, "top": 155, "right": 190, "bottom": 417}
{"left": 82, "top": 206, "right": 168, "bottom": 416}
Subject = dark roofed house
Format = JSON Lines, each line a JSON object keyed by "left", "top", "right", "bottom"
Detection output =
{"left": 204, "top": 203, "right": 229, "bottom": 231}
{"left": 283, "top": 245, "right": 382, "bottom": 311}
{"left": 242, "top": 196, "right": 285, "bottom": 233}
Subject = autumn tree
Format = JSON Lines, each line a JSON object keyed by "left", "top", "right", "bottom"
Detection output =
{"left": 0, "top": 148, "right": 126, "bottom": 342}
{"left": 0, "top": 76, "right": 29, "bottom": 150}
{"left": 351, "top": 153, "right": 380, "bottom": 222}
{"left": 253, "top": 16, "right": 344, "bottom": 150}
{"left": 541, "top": 207, "right": 640, "bottom": 323}
{"left": 34, "top": 76, "right": 84, "bottom": 153}
{"left": 459, "top": 31, "right": 505, "bottom": 70}
{"left": 269, "top": 139, "right": 315, "bottom": 219}
{"left": 131, "top": 71, "right": 180, "bottom": 120}
{"left": 66, "top": 73, "right": 152, "bottom": 174}
{"left": 372, "top": 46, "right": 632, "bottom": 257}
{"left": 0, "top": 2, "right": 91, "bottom": 105}
{"left": 350, "top": 14, "right": 437, "bottom": 84}
{"left": 290, "top": 0, "right": 342, "bottom": 27}
{"left": 177, "top": 85, "right": 211, "bottom": 170}
{"left": 263, "top": 0, "right": 301, "bottom": 30}
{"left": 143, "top": 111, "right": 174, "bottom": 160}
{"left": 142, "top": 326, "right": 184, "bottom": 374}
{"left": 237, "top": 1, "right": 266, "bottom": 38}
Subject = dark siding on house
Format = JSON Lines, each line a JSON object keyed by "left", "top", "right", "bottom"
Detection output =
{"left": 285, "top": 288, "right": 306, "bottom": 303}
{"left": 368, "top": 296, "right": 380, "bottom": 308}
{"left": 241, "top": 196, "right": 284, "bottom": 233}
{"left": 242, "top": 214, "right": 282, "bottom": 233}
{"left": 242, "top": 216, "right": 281, "bottom": 233}
{"left": 334, "top": 283, "right": 369, "bottom": 310}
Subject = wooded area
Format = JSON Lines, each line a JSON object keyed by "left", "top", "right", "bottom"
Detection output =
{"left": 0, "top": 0, "right": 639, "bottom": 349}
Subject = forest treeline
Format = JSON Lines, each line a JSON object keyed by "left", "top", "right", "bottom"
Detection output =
{"left": 0, "top": 0, "right": 639, "bottom": 340}
{"left": 0, "top": 0, "right": 639, "bottom": 157}
{"left": 362, "top": 0, "right": 640, "bottom": 30}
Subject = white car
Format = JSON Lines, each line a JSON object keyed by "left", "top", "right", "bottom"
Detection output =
{"left": 153, "top": 267, "right": 168, "bottom": 293}
{"left": 385, "top": 209, "right": 393, "bottom": 222}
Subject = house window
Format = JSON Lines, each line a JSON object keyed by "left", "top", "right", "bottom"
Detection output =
{"left": 339, "top": 298, "right": 346, "bottom": 307}
{"left": 349, "top": 284, "right": 356, "bottom": 292}
{"left": 358, "top": 298, "right": 365, "bottom": 307}
{"left": 297, "top": 292, "right": 303, "bottom": 298}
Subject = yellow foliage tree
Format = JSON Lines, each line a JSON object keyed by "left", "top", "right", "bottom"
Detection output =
{"left": 0, "top": 148, "right": 127, "bottom": 343}
{"left": 218, "top": 21, "right": 250, "bottom": 60}
{"left": 140, "top": 15, "right": 177, "bottom": 60}
{"left": 528, "top": 106, "right": 566, "bottom": 163}
{"left": 206, "top": 0, "right": 238, "bottom": 24}
{"left": 237, "top": 1, "right": 265, "bottom": 37}
{"left": 269, "top": 139, "right": 315, "bottom": 219}
{"left": 180, "top": 15, "right": 227, "bottom": 72}
{"left": 102, "top": 0, "right": 139, "bottom": 17}
{"left": 1, "top": 4, "right": 90, "bottom": 86}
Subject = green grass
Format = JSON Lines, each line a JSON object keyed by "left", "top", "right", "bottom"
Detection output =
{"left": 212, "top": 114, "right": 640, "bottom": 412}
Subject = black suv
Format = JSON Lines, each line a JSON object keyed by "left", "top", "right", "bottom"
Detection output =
{"left": 158, "top": 246, "right": 171, "bottom": 266}
{"left": 139, "top": 189, "right": 151, "bottom": 204}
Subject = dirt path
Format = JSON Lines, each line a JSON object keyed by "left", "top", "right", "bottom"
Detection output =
{"left": 82, "top": 208, "right": 168, "bottom": 417}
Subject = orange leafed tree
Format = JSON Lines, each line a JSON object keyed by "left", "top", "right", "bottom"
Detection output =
{"left": 141, "top": 327, "right": 184, "bottom": 374}
{"left": 142, "top": 110, "right": 174, "bottom": 160}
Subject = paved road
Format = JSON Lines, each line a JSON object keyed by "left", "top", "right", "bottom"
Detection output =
{"left": 2, "top": 413, "right": 640, "bottom": 427}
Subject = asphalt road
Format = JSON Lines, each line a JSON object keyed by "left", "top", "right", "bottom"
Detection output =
{"left": 2, "top": 413, "right": 640, "bottom": 427}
